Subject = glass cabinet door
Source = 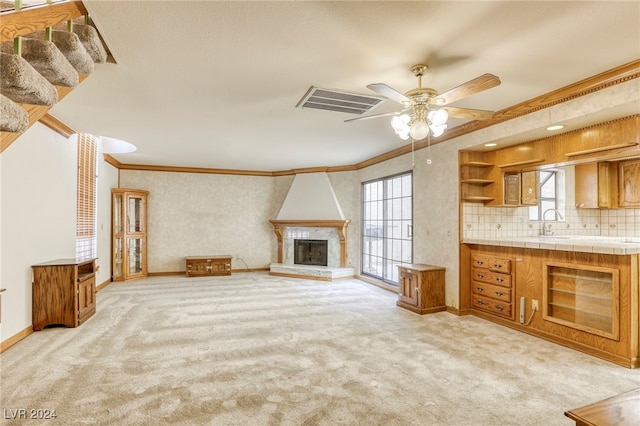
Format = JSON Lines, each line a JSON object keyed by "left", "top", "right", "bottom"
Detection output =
{"left": 127, "top": 195, "right": 144, "bottom": 234}
{"left": 127, "top": 237, "right": 144, "bottom": 276}
{"left": 113, "top": 237, "right": 123, "bottom": 280}
{"left": 113, "top": 193, "right": 123, "bottom": 235}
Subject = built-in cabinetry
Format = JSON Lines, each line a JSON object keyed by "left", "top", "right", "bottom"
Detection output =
{"left": 543, "top": 262, "right": 619, "bottom": 340}
{"left": 575, "top": 162, "right": 618, "bottom": 208}
{"left": 459, "top": 151, "right": 495, "bottom": 203}
{"left": 185, "top": 256, "right": 232, "bottom": 277}
{"left": 112, "top": 189, "right": 148, "bottom": 281}
{"left": 459, "top": 115, "right": 639, "bottom": 206}
{"left": 470, "top": 253, "right": 514, "bottom": 319}
{"left": 619, "top": 159, "right": 640, "bottom": 207}
{"left": 32, "top": 258, "right": 96, "bottom": 330}
{"left": 463, "top": 244, "right": 639, "bottom": 368}
{"left": 503, "top": 171, "right": 539, "bottom": 206}
{"left": 396, "top": 264, "right": 446, "bottom": 314}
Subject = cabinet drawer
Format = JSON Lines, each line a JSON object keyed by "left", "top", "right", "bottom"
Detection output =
{"left": 471, "top": 281, "right": 511, "bottom": 303}
{"left": 471, "top": 267, "right": 511, "bottom": 288}
{"left": 470, "top": 254, "right": 511, "bottom": 273}
{"left": 472, "top": 294, "right": 512, "bottom": 318}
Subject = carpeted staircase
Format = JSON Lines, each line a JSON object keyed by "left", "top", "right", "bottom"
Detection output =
{"left": 0, "top": 3, "right": 108, "bottom": 134}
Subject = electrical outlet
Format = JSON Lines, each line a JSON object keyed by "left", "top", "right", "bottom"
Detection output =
{"left": 532, "top": 299, "right": 539, "bottom": 310}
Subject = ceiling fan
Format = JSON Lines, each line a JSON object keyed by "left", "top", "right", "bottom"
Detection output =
{"left": 347, "top": 64, "right": 501, "bottom": 140}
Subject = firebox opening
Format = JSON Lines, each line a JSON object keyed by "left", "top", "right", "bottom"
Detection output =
{"left": 294, "top": 239, "right": 328, "bottom": 266}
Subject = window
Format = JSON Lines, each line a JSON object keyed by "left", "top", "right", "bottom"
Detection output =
{"left": 76, "top": 133, "right": 98, "bottom": 259}
{"left": 361, "top": 172, "right": 412, "bottom": 285}
{"left": 529, "top": 170, "right": 564, "bottom": 221}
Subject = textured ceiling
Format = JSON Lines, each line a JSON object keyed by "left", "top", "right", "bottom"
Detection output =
{"left": 48, "top": 1, "right": 640, "bottom": 172}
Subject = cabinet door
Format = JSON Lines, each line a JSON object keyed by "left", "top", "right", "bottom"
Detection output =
{"left": 126, "top": 237, "right": 146, "bottom": 278}
{"left": 398, "top": 269, "right": 419, "bottom": 307}
{"left": 619, "top": 159, "right": 640, "bottom": 207}
{"left": 127, "top": 194, "right": 146, "bottom": 234}
{"left": 113, "top": 236, "right": 124, "bottom": 280}
{"left": 78, "top": 276, "right": 96, "bottom": 324}
{"left": 503, "top": 174, "right": 520, "bottom": 205}
{"left": 575, "top": 163, "right": 599, "bottom": 208}
{"left": 520, "top": 171, "right": 539, "bottom": 206}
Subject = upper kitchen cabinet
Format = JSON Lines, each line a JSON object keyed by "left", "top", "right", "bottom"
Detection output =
{"left": 575, "top": 162, "right": 619, "bottom": 209}
{"left": 619, "top": 159, "right": 640, "bottom": 207}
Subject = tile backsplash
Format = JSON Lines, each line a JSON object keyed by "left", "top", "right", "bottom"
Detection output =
{"left": 462, "top": 203, "right": 640, "bottom": 240}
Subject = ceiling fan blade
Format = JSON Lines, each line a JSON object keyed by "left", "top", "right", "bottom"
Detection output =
{"left": 344, "top": 109, "right": 407, "bottom": 123}
{"left": 443, "top": 106, "right": 495, "bottom": 120}
{"left": 435, "top": 74, "right": 501, "bottom": 105}
{"left": 367, "top": 83, "right": 411, "bottom": 104}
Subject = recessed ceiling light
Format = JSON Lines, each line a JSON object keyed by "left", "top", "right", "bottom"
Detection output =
{"left": 546, "top": 125, "right": 564, "bottom": 131}
{"left": 484, "top": 143, "right": 497, "bottom": 147}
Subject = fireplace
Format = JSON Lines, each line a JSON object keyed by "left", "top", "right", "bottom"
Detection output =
{"left": 294, "top": 239, "right": 328, "bottom": 266}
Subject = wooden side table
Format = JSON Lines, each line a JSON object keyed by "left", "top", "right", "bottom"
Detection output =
{"left": 397, "top": 264, "right": 446, "bottom": 314}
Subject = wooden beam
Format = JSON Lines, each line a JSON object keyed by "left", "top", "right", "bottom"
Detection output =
{"left": 0, "top": 1, "right": 88, "bottom": 42}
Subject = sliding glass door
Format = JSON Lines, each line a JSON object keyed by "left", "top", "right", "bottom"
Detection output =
{"left": 361, "top": 172, "right": 412, "bottom": 285}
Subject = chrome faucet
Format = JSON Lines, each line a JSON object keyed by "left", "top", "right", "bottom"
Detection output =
{"left": 541, "top": 208, "right": 564, "bottom": 236}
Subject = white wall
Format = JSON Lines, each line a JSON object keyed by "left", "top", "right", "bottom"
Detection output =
{"left": 1, "top": 124, "right": 77, "bottom": 342}
{"left": 96, "top": 153, "right": 119, "bottom": 287}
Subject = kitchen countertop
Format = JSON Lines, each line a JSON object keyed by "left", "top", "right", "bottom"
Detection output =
{"left": 463, "top": 235, "right": 640, "bottom": 255}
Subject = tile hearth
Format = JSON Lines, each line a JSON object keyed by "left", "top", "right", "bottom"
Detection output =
{"left": 269, "top": 263, "right": 355, "bottom": 281}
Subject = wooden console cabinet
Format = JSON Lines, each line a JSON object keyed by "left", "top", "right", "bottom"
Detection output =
{"left": 185, "top": 256, "right": 232, "bottom": 277}
{"left": 32, "top": 258, "right": 96, "bottom": 331}
{"left": 397, "top": 264, "right": 446, "bottom": 314}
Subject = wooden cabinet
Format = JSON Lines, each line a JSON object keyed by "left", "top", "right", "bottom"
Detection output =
{"left": 503, "top": 171, "right": 538, "bottom": 206}
{"left": 396, "top": 264, "right": 446, "bottom": 314}
{"left": 619, "top": 159, "right": 640, "bottom": 207}
{"left": 112, "top": 189, "right": 148, "bottom": 281}
{"left": 543, "top": 261, "right": 619, "bottom": 340}
{"left": 575, "top": 162, "right": 618, "bottom": 208}
{"left": 470, "top": 253, "right": 514, "bottom": 319}
{"left": 459, "top": 151, "right": 495, "bottom": 203}
{"left": 186, "top": 256, "right": 232, "bottom": 277}
{"left": 463, "top": 244, "right": 639, "bottom": 368}
{"left": 32, "top": 258, "right": 96, "bottom": 331}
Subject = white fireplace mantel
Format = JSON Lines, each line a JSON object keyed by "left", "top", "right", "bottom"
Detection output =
{"left": 269, "top": 220, "right": 350, "bottom": 268}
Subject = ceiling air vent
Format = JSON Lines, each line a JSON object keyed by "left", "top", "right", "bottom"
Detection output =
{"left": 296, "top": 86, "right": 384, "bottom": 115}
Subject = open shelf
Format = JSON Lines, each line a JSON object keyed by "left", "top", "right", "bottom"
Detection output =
{"left": 460, "top": 179, "right": 494, "bottom": 185}
{"left": 543, "top": 261, "right": 619, "bottom": 340}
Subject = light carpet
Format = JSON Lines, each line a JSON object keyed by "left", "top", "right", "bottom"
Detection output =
{"left": 1, "top": 273, "right": 639, "bottom": 425}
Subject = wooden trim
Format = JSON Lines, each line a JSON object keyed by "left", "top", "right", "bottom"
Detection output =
{"left": 147, "top": 268, "right": 270, "bottom": 277}
{"left": 0, "top": 1, "right": 88, "bottom": 42}
{"left": 356, "top": 274, "right": 398, "bottom": 293}
{"left": 39, "top": 113, "right": 75, "bottom": 138}
{"left": 103, "top": 154, "right": 122, "bottom": 168}
{"left": 498, "top": 158, "right": 545, "bottom": 168}
{"left": 446, "top": 306, "right": 461, "bottom": 316}
{"left": 270, "top": 220, "right": 351, "bottom": 268}
{"left": 269, "top": 271, "right": 334, "bottom": 282}
{"left": 0, "top": 325, "right": 33, "bottom": 353}
{"left": 95, "top": 278, "right": 111, "bottom": 292}
{"left": 565, "top": 142, "right": 638, "bottom": 157}
{"left": 117, "top": 163, "right": 275, "bottom": 177}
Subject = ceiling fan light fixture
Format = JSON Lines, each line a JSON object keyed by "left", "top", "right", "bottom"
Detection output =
{"left": 409, "top": 120, "right": 429, "bottom": 140}
{"left": 429, "top": 109, "right": 449, "bottom": 126}
{"left": 430, "top": 123, "right": 447, "bottom": 137}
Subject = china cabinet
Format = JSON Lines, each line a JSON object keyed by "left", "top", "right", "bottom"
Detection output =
{"left": 112, "top": 189, "right": 148, "bottom": 281}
